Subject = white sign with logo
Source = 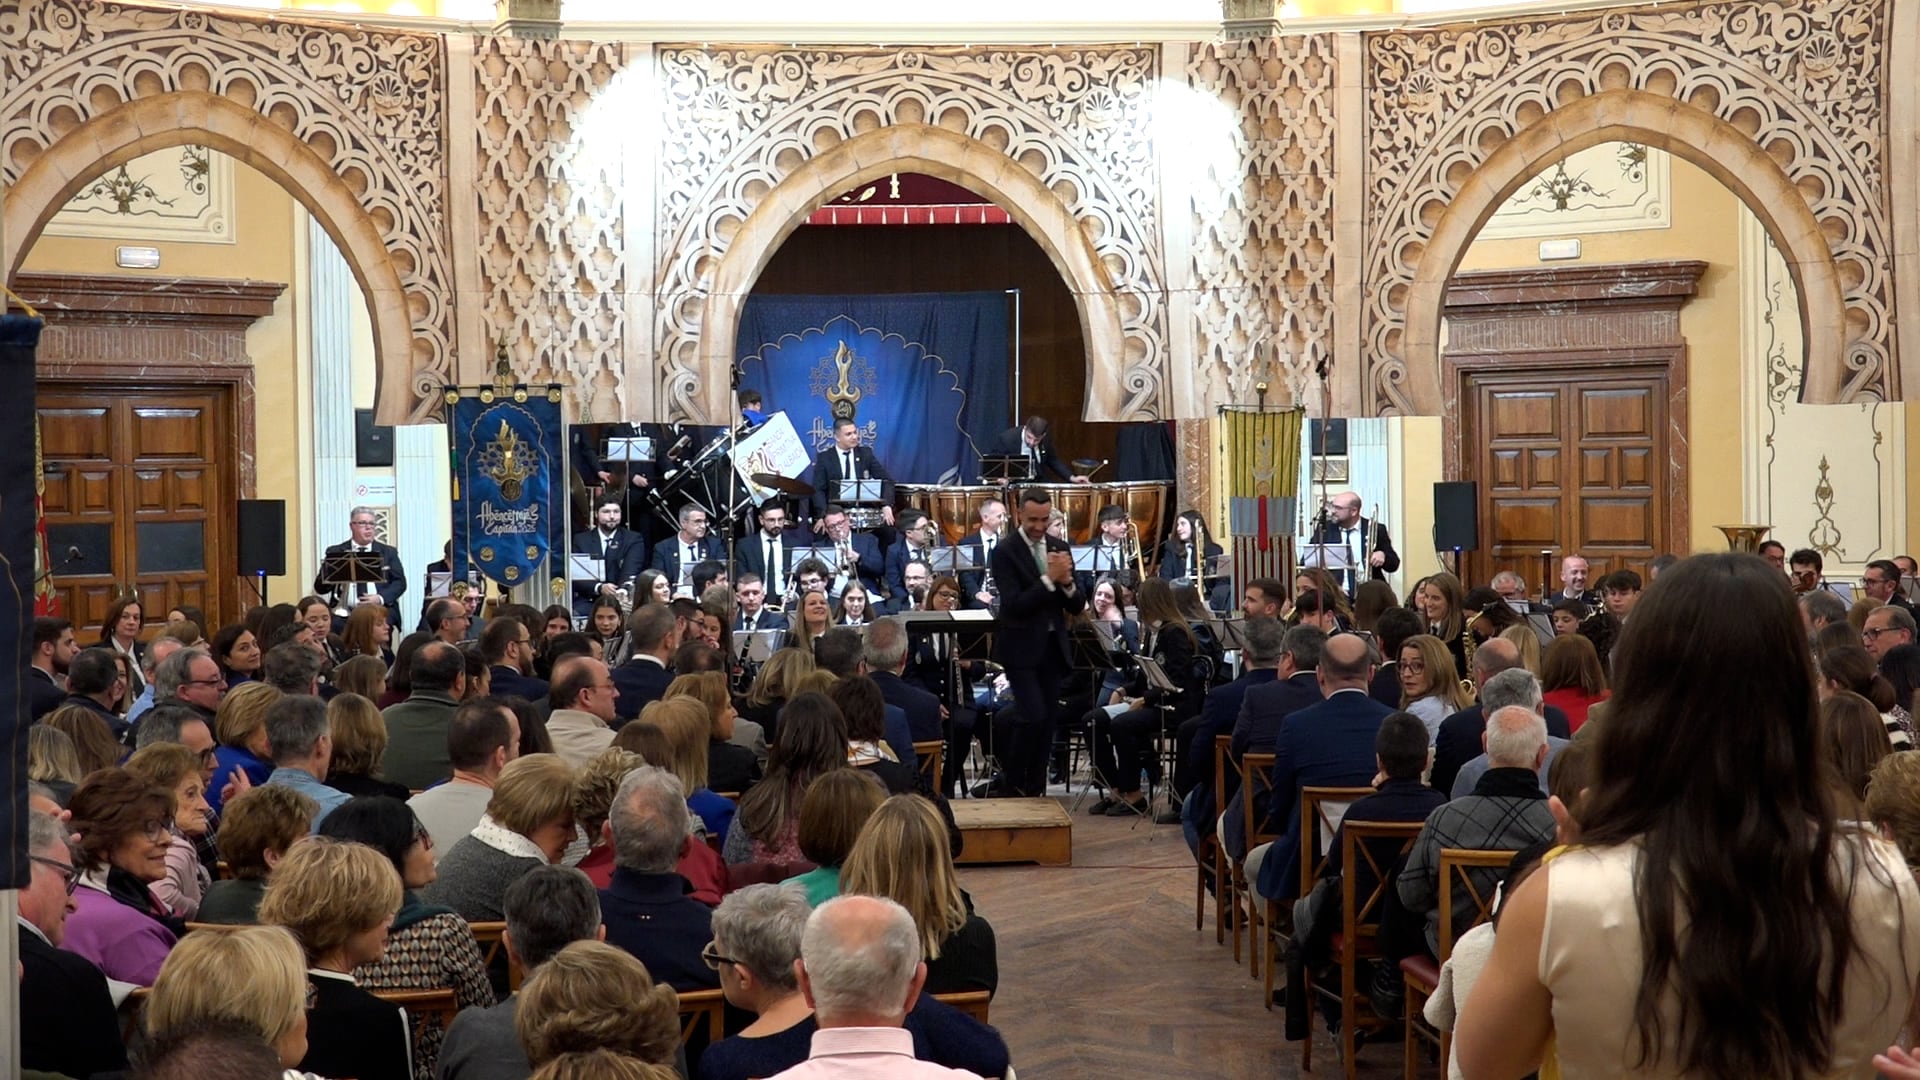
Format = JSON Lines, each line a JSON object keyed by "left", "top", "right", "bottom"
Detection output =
{"left": 733, "top": 412, "right": 811, "bottom": 506}
{"left": 353, "top": 473, "right": 397, "bottom": 506}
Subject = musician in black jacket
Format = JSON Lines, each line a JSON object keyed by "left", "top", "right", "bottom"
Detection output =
{"left": 1087, "top": 578, "right": 1209, "bottom": 817}
{"left": 571, "top": 495, "right": 649, "bottom": 615}
{"left": 810, "top": 417, "right": 896, "bottom": 524}
{"left": 1309, "top": 490, "right": 1400, "bottom": 591}
{"left": 983, "top": 416, "right": 1090, "bottom": 484}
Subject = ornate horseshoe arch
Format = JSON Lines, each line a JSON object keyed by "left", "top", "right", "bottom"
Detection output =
{"left": 0, "top": 1, "right": 453, "bottom": 423}
{"left": 1363, "top": 0, "right": 1892, "bottom": 415}
{"left": 653, "top": 46, "right": 1166, "bottom": 424}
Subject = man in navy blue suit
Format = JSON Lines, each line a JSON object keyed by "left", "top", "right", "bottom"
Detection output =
{"left": 648, "top": 505, "right": 725, "bottom": 597}
{"left": 732, "top": 500, "right": 798, "bottom": 601}
{"left": 732, "top": 574, "right": 789, "bottom": 633}
{"left": 885, "top": 510, "right": 943, "bottom": 607}
{"left": 1219, "top": 625, "right": 1328, "bottom": 860}
{"left": 314, "top": 506, "right": 407, "bottom": 625}
{"left": 986, "top": 488, "right": 1086, "bottom": 796}
{"left": 863, "top": 617, "right": 943, "bottom": 745}
{"left": 817, "top": 504, "right": 886, "bottom": 601}
{"left": 611, "top": 603, "right": 680, "bottom": 722}
{"left": 1253, "top": 633, "right": 1392, "bottom": 903}
{"left": 809, "top": 417, "right": 896, "bottom": 525}
{"left": 1182, "top": 616, "right": 1285, "bottom": 858}
{"left": 480, "top": 618, "right": 549, "bottom": 704}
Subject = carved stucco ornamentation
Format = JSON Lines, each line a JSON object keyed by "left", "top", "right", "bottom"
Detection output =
{"left": 653, "top": 46, "right": 1166, "bottom": 422}
{"left": 471, "top": 36, "right": 632, "bottom": 421}
{"left": 1364, "top": 0, "right": 1891, "bottom": 415}
{"left": 0, "top": 0, "right": 453, "bottom": 421}
{"left": 1182, "top": 35, "right": 1337, "bottom": 410}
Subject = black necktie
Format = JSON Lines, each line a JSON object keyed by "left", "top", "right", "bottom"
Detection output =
{"left": 766, "top": 539, "right": 779, "bottom": 592}
{"left": 746, "top": 613, "right": 756, "bottom": 632}
{"left": 843, "top": 452, "right": 855, "bottom": 481}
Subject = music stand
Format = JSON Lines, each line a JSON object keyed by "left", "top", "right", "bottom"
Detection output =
{"left": 1209, "top": 617, "right": 1251, "bottom": 654}
{"left": 740, "top": 628, "right": 785, "bottom": 664}
{"left": 980, "top": 454, "right": 1031, "bottom": 483}
{"left": 603, "top": 436, "right": 654, "bottom": 462}
{"left": 321, "top": 551, "right": 385, "bottom": 610}
{"left": 837, "top": 479, "right": 884, "bottom": 505}
{"left": 928, "top": 547, "right": 974, "bottom": 575}
{"left": 788, "top": 546, "right": 842, "bottom": 575}
{"left": 1823, "top": 581, "right": 1856, "bottom": 604}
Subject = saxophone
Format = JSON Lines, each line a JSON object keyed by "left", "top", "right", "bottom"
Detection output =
{"left": 1460, "top": 623, "right": 1478, "bottom": 700}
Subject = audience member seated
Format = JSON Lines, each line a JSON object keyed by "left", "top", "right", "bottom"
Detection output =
{"left": 1445, "top": 669, "right": 1568, "bottom": 798}
{"left": 379, "top": 631, "right": 434, "bottom": 709}
{"left": 262, "top": 641, "right": 325, "bottom": 697}
{"left": 485, "top": 616, "right": 552, "bottom": 703}
{"left": 410, "top": 697, "right": 521, "bottom": 862}
{"left": 541, "top": 654, "right": 618, "bottom": 767}
{"left": 323, "top": 692, "right": 412, "bottom": 799}
{"left": 641, "top": 696, "right": 737, "bottom": 838}
{"left": 827, "top": 677, "right": 916, "bottom": 793}
{"left": 383, "top": 641, "right": 469, "bottom": 789}
{"left": 516, "top": 941, "right": 680, "bottom": 1075}
{"left": 612, "top": 605, "right": 681, "bottom": 721}
{"left": 1217, "top": 623, "right": 1322, "bottom": 860}
{"left": 597, "top": 766, "right": 721, "bottom": 991}
{"left": 43, "top": 702, "right": 122, "bottom": 776}
{"left": 572, "top": 747, "right": 728, "bottom": 901}
{"left": 132, "top": 701, "right": 218, "bottom": 761}
{"left": 1820, "top": 643, "right": 1914, "bottom": 750}
{"left": 27, "top": 726, "right": 82, "bottom": 806}
{"left": 1866, "top": 749, "right": 1920, "bottom": 867}
{"left": 124, "top": 743, "right": 214, "bottom": 920}
{"left": 64, "top": 767, "right": 183, "bottom": 984}
{"left": 840, "top": 794, "right": 996, "bottom": 997}
{"left": 440, "top": 865, "right": 606, "bottom": 1080}
{"left": 1820, "top": 691, "right": 1894, "bottom": 817}
{"left": 320, "top": 795, "right": 495, "bottom": 1075}
{"left": 333, "top": 652, "right": 389, "bottom": 702}
{"left": 1456, "top": 553, "right": 1920, "bottom": 1079}
{"left": 786, "top": 771, "right": 889, "bottom": 906}
{"left": 200, "top": 784, "right": 317, "bottom": 924}
{"left": 429, "top": 753, "right": 577, "bottom": 921}
{"left": 862, "top": 618, "right": 943, "bottom": 745}
{"left": 212, "top": 624, "right": 264, "bottom": 687}
{"left": 208, "top": 682, "right": 282, "bottom": 815}
{"left": 20, "top": 810, "right": 129, "bottom": 1079}
{"left": 132, "top": 1021, "right": 295, "bottom": 1080}
{"left": 1397, "top": 633, "right": 1469, "bottom": 742}
{"left": 261, "top": 694, "right": 350, "bottom": 829}
{"left": 1419, "top": 842, "right": 1548, "bottom": 1080}
{"left": 143, "top": 924, "right": 312, "bottom": 1075}
{"left": 765, "top": 895, "right": 989, "bottom": 1080}
{"left": 258, "top": 837, "right": 413, "bottom": 1080}
{"left": 1181, "top": 615, "right": 1285, "bottom": 854}
{"left": 740, "top": 648, "right": 817, "bottom": 747}
{"left": 1428, "top": 637, "right": 1573, "bottom": 795}
{"left": 667, "top": 670, "right": 762, "bottom": 794}
{"left": 725, "top": 692, "right": 849, "bottom": 865}
{"left": 1539, "top": 634, "right": 1609, "bottom": 734}
{"left": 700, "top": 884, "right": 1011, "bottom": 1080}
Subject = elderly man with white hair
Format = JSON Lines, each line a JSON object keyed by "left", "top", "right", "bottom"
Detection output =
{"left": 766, "top": 895, "right": 990, "bottom": 1079}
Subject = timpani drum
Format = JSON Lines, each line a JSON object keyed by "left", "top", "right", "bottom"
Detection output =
{"left": 1100, "top": 481, "right": 1170, "bottom": 560}
{"left": 900, "top": 484, "right": 1002, "bottom": 547}
{"left": 1032, "top": 484, "right": 1098, "bottom": 543}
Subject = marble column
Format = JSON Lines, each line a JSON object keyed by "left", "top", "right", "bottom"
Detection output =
{"left": 309, "top": 219, "right": 357, "bottom": 584}
{"left": 394, "top": 423, "right": 451, "bottom": 625}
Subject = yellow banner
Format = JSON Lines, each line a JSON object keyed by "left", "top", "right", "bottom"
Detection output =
{"left": 1221, "top": 407, "right": 1303, "bottom": 500}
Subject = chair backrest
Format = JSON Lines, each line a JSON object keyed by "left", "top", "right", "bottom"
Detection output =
{"left": 1212, "top": 734, "right": 1231, "bottom": 803}
{"left": 1298, "top": 785, "right": 1375, "bottom": 900}
{"left": 469, "top": 920, "right": 507, "bottom": 968}
{"left": 913, "top": 739, "right": 945, "bottom": 787}
{"left": 932, "top": 989, "right": 993, "bottom": 1024}
{"left": 370, "top": 986, "right": 460, "bottom": 1042}
{"left": 1240, "top": 753, "right": 1278, "bottom": 853}
{"left": 1338, "top": 820, "right": 1425, "bottom": 951}
{"left": 1436, "top": 847, "right": 1512, "bottom": 963}
{"left": 677, "top": 987, "right": 727, "bottom": 1046}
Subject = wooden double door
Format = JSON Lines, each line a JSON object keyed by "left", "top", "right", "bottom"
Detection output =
{"left": 1458, "top": 356, "right": 1680, "bottom": 588}
{"left": 39, "top": 385, "right": 236, "bottom": 637}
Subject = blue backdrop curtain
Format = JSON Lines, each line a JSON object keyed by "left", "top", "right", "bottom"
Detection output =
{"left": 1, "top": 313, "right": 40, "bottom": 888}
{"left": 736, "top": 292, "right": 1009, "bottom": 484}
{"left": 450, "top": 395, "right": 566, "bottom": 599}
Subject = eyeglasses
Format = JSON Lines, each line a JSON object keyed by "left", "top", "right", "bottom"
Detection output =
{"left": 700, "top": 942, "right": 742, "bottom": 970}
{"left": 183, "top": 676, "right": 227, "bottom": 687}
{"left": 142, "top": 818, "right": 175, "bottom": 841}
{"left": 1865, "top": 627, "right": 1905, "bottom": 640}
{"left": 28, "top": 855, "right": 78, "bottom": 896}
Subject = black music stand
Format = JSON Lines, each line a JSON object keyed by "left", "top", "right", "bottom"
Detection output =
{"left": 980, "top": 454, "right": 1031, "bottom": 483}
{"left": 1065, "top": 621, "right": 1125, "bottom": 811}
{"left": 321, "top": 551, "right": 385, "bottom": 615}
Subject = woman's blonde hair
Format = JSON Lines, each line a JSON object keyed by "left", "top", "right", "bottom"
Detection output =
{"left": 790, "top": 670, "right": 837, "bottom": 698}
{"left": 1400, "top": 634, "right": 1470, "bottom": 711}
{"left": 515, "top": 940, "right": 680, "bottom": 1067}
{"left": 1866, "top": 750, "right": 1920, "bottom": 867}
{"left": 637, "top": 697, "right": 709, "bottom": 792}
{"left": 746, "top": 647, "right": 816, "bottom": 708}
{"left": 838, "top": 794, "right": 968, "bottom": 960}
{"left": 125, "top": 743, "right": 199, "bottom": 809}
{"left": 663, "top": 672, "right": 731, "bottom": 740}
{"left": 43, "top": 705, "right": 121, "bottom": 776}
{"left": 530, "top": 1052, "right": 678, "bottom": 1080}
{"left": 326, "top": 693, "right": 388, "bottom": 775}
{"left": 147, "top": 924, "right": 307, "bottom": 1047}
{"left": 573, "top": 748, "right": 647, "bottom": 840}
{"left": 1498, "top": 624, "right": 1542, "bottom": 676}
{"left": 257, "top": 837, "right": 403, "bottom": 963}
{"left": 488, "top": 754, "right": 578, "bottom": 836}
{"left": 27, "top": 724, "right": 81, "bottom": 784}
{"left": 215, "top": 682, "right": 284, "bottom": 750}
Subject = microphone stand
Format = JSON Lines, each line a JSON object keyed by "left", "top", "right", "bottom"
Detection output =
{"left": 1309, "top": 353, "right": 1336, "bottom": 596}
{"left": 721, "top": 363, "right": 743, "bottom": 608}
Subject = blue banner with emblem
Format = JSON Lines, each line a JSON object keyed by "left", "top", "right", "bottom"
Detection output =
{"left": 450, "top": 393, "right": 566, "bottom": 598}
{"left": 735, "top": 292, "right": 1009, "bottom": 484}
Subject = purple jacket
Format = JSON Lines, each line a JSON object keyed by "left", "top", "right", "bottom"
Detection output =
{"left": 64, "top": 885, "right": 177, "bottom": 987}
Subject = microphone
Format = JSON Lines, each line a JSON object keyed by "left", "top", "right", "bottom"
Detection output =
{"left": 65, "top": 546, "right": 81, "bottom": 563}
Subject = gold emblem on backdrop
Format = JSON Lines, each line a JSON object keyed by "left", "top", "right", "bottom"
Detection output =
{"left": 478, "top": 418, "right": 535, "bottom": 501}
{"left": 806, "top": 339, "right": 879, "bottom": 450}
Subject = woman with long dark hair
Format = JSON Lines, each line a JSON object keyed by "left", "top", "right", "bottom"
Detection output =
{"left": 99, "top": 594, "right": 146, "bottom": 698}
{"left": 1157, "top": 510, "right": 1227, "bottom": 611}
{"left": 1455, "top": 553, "right": 1920, "bottom": 1080}
{"left": 1086, "top": 578, "right": 1205, "bottom": 817}
{"left": 722, "top": 691, "right": 846, "bottom": 866}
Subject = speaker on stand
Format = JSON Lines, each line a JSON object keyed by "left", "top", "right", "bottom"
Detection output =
{"left": 1433, "top": 481, "right": 1479, "bottom": 579}
{"left": 237, "top": 499, "right": 287, "bottom": 606}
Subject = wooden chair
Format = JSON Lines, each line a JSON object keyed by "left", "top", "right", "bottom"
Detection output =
{"left": 1260, "top": 784, "right": 1372, "bottom": 994}
{"left": 470, "top": 920, "right": 507, "bottom": 968}
{"left": 121, "top": 985, "right": 151, "bottom": 1043}
{"left": 1234, "top": 752, "right": 1278, "bottom": 974}
{"left": 677, "top": 987, "right": 727, "bottom": 1046}
{"left": 1403, "top": 848, "right": 1510, "bottom": 1080}
{"left": 371, "top": 987, "right": 460, "bottom": 1053}
{"left": 1297, "top": 819, "right": 1424, "bottom": 1080}
{"left": 913, "top": 739, "right": 945, "bottom": 790}
{"left": 932, "top": 989, "right": 992, "bottom": 1024}
{"left": 1198, "top": 734, "right": 1230, "bottom": 939}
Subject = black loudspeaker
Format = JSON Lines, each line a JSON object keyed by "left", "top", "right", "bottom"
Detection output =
{"left": 237, "top": 499, "right": 287, "bottom": 576}
{"left": 355, "top": 408, "right": 394, "bottom": 467}
{"left": 1433, "top": 482, "right": 1480, "bottom": 552}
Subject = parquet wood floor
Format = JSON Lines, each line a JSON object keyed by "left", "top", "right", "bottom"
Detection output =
{"left": 958, "top": 799, "right": 1410, "bottom": 1080}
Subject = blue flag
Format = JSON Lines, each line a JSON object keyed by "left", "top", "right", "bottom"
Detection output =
{"left": 451, "top": 395, "right": 565, "bottom": 597}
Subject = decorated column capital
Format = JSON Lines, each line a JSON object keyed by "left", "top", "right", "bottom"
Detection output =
{"left": 494, "top": 0, "right": 562, "bottom": 40}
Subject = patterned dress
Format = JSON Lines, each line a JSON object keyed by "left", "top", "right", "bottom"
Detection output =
{"left": 353, "top": 899, "right": 494, "bottom": 1078}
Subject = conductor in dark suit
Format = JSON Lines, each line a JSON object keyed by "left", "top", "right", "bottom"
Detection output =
{"left": 810, "top": 417, "right": 896, "bottom": 524}
{"left": 984, "top": 416, "right": 1090, "bottom": 484}
{"left": 1310, "top": 490, "right": 1399, "bottom": 589}
{"left": 571, "top": 495, "right": 649, "bottom": 615}
{"left": 988, "top": 488, "right": 1087, "bottom": 796}
{"left": 20, "top": 811, "right": 129, "bottom": 1080}
{"left": 314, "top": 507, "right": 406, "bottom": 623}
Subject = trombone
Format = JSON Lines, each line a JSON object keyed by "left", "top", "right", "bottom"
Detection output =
{"left": 1123, "top": 520, "right": 1148, "bottom": 586}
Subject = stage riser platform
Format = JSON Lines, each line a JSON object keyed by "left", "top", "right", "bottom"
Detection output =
{"left": 952, "top": 797, "right": 1073, "bottom": 866}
